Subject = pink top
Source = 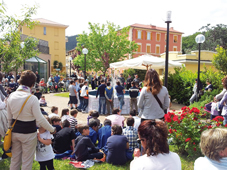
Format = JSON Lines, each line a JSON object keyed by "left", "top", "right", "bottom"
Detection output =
{"left": 106, "top": 114, "right": 125, "bottom": 127}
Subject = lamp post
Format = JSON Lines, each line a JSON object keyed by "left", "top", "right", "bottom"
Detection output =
{"left": 195, "top": 34, "right": 205, "bottom": 102}
{"left": 20, "top": 42, "right": 25, "bottom": 70}
{"left": 69, "top": 57, "right": 72, "bottom": 78}
{"left": 164, "top": 11, "right": 172, "bottom": 88}
{"left": 82, "top": 48, "right": 88, "bottom": 79}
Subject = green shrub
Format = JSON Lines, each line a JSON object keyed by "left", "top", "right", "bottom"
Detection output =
{"left": 123, "top": 69, "right": 146, "bottom": 81}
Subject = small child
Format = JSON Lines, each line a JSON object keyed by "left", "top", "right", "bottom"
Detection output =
{"left": 67, "top": 109, "right": 78, "bottom": 132}
{"left": 80, "top": 81, "right": 89, "bottom": 113}
{"left": 77, "top": 83, "right": 84, "bottom": 112}
{"left": 34, "top": 88, "right": 42, "bottom": 100}
{"left": 50, "top": 116, "right": 62, "bottom": 133}
{"left": 88, "top": 120, "right": 98, "bottom": 144}
{"left": 211, "top": 98, "right": 220, "bottom": 120}
{"left": 61, "top": 108, "right": 70, "bottom": 123}
{"left": 48, "top": 106, "right": 59, "bottom": 118}
{"left": 98, "top": 119, "right": 112, "bottom": 149}
{"left": 87, "top": 110, "right": 102, "bottom": 129}
{"left": 39, "top": 96, "right": 47, "bottom": 107}
{"left": 35, "top": 116, "right": 55, "bottom": 170}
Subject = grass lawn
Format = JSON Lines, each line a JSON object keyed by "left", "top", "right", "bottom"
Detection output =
{"left": 54, "top": 92, "right": 69, "bottom": 98}
{"left": 0, "top": 144, "right": 195, "bottom": 170}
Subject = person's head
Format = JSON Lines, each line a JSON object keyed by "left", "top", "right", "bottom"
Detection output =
{"left": 107, "top": 75, "right": 109, "bottom": 78}
{"left": 10, "top": 78, "right": 14, "bottom": 82}
{"left": 70, "top": 109, "right": 78, "bottom": 118}
{"left": 128, "top": 75, "right": 131, "bottom": 78}
{"left": 79, "top": 83, "right": 83, "bottom": 88}
{"left": 206, "top": 79, "right": 211, "bottom": 85}
{"left": 200, "top": 128, "right": 227, "bottom": 161}
{"left": 84, "top": 81, "right": 88, "bottom": 85}
{"left": 35, "top": 71, "right": 38, "bottom": 74}
{"left": 70, "top": 80, "right": 75, "bottom": 85}
{"left": 130, "top": 109, "right": 137, "bottom": 116}
{"left": 36, "top": 88, "right": 40, "bottom": 92}
{"left": 50, "top": 116, "right": 61, "bottom": 125}
{"left": 18, "top": 72, "right": 21, "bottom": 75}
{"left": 62, "top": 119, "right": 70, "bottom": 128}
{"left": 104, "top": 119, "right": 111, "bottom": 126}
{"left": 41, "top": 78, "right": 44, "bottom": 82}
{"left": 131, "top": 81, "right": 135, "bottom": 87}
{"left": 126, "top": 117, "right": 134, "bottom": 126}
{"left": 19, "top": 70, "right": 36, "bottom": 88}
{"left": 120, "top": 73, "right": 123, "bottom": 77}
{"left": 56, "top": 73, "right": 58, "bottom": 76}
{"left": 89, "top": 119, "right": 98, "bottom": 131}
{"left": 144, "top": 69, "right": 162, "bottom": 95}
{"left": 78, "top": 124, "right": 89, "bottom": 135}
{"left": 101, "top": 79, "right": 105, "bottom": 84}
{"left": 135, "top": 74, "right": 138, "bottom": 79}
{"left": 222, "top": 76, "right": 227, "bottom": 89}
{"left": 51, "top": 106, "right": 58, "bottom": 114}
{"left": 112, "top": 108, "right": 120, "bottom": 115}
{"left": 89, "top": 110, "right": 99, "bottom": 118}
{"left": 111, "top": 125, "right": 122, "bottom": 135}
{"left": 138, "top": 120, "right": 169, "bottom": 156}
{"left": 107, "top": 82, "right": 111, "bottom": 86}
{"left": 41, "top": 96, "right": 45, "bottom": 99}
{"left": 50, "top": 74, "right": 53, "bottom": 77}
{"left": 116, "top": 81, "right": 121, "bottom": 86}
{"left": 61, "top": 108, "right": 69, "bottom": 117}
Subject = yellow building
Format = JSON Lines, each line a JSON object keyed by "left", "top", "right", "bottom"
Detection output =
{"left": 160, "top": 50, "right": 217, "bottom": 73}
{"left": 21, "top": 18, "right": 68, "bottom": 73}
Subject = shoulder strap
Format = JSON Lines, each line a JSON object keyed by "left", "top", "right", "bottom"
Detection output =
{"left": 11, "top": 95, "right": 32, "bottom": 128}
{"left": 150, "top": 87, "right": 163, "bottom": 109}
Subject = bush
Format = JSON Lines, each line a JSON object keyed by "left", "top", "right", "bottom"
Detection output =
{"left": 165, "top": 106, "right": 226, "bottom": 157}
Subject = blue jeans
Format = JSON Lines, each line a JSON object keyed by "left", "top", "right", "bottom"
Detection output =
{"left": 82, "top": 98, "right": 88, "bottom": 111}
{"left": 54, "top": 150, "right": 72, "bottom": 159}
{"left": 224, "top": 115, "right": 227, "bottom": 125}
{"left": 99, "top": 97, "right": 106, "bottom": 114}
{"left": 118, "top": 95, "right": 125, "bottom": 110}
{"left": 78, "top": 97, "right": 84, "bottom": 110}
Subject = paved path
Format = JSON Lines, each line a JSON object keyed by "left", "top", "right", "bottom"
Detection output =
{"left": 42, "top": 92, "right": 185, "bottom": 125}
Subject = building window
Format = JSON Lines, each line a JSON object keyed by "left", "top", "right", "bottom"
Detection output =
{"left": 173, "top": 46, "right": 177, "bottom": 51}
{"left": 156, "top": 33, "right": 161, "bottom": 41}
{"left": 146, "top": 44, "right": 151, "bottom": 53}
{"left": 137, "top": 43, "right": 142, "bottom": 52}
{"left": 137, "top": 30, "right": 141, "bottom": 39}
{"left": 44, "top": 27, "right": 46, "bottom": 35}
{"left": 54, "top": 41, "right": 59, "bottom": 50}
{"left": 174, "top": 35, "right": 178, "bottom": 43}
{"left": 54, "top": 28, "right": 59, "bottom": 36}
{"left": 156, "top": 45, "right": 160, "bottom": 54}
{"left": 147, "top": 32, "right": 151, "bottom": 40}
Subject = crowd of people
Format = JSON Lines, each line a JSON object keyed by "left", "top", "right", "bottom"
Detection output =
{"left": 1, "top": 69, "right": 227, "bottom": 170}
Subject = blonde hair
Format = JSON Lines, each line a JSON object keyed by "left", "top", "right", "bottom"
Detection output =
{"left": 200, "top": 128, "right": 227, "bottom": 161}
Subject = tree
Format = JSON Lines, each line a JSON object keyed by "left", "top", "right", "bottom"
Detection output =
{"left": 0, "top": 3, "right": 39, "bottom": 72}
{"left": 212, "top": 45, "right": 227, "bottom": 75}
{"left": 53, "top": 60, "right": 63, "bottom": 71}
{"left": 75, "top": 22, "right": 138, "bottom": 75}
{"left": 182, "top": 32, "right": 201, "bottom": 54}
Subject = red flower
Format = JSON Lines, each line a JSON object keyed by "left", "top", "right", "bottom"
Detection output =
{"left": 193, "top": 117, "right": 198, "bottom": 121}
{"left": 172, "top": 110, "right": 176, "bottom": 112}
{"left": 202, "top": 113, "right": 206, "bottom": 117}
{"left": 208, "top": 125, "right": 212, "bottom": 129}
{"left": 169, "top": 129, "right": 173, "bottom": 134}
{"left": 173, "top": 129, "right": 177, "bottom": 132}
{"left": 178, "top": 112, "right": 181, "bottom": 114}
{"left": 185, "top": 138, "right": 191, "bottom": 142}
{"left": 177, "top": 120, "right": 181, "bottom": 124}
{"left": 193, "top": 142, "right": 195, "bottom": 145}
{"left": 193, "top": 148, "right": 196, "bottom": 151}
{"left": 216, "top": 123, "right": 221, "bottom": 127}
{"left": 225, "top": 124, "right": 227, "bottom": 127}
{"left": 190, "top": 107, "right": 200, "bottom": 114}
{"left": 201, "top": 106, "right": 203, "bottom": 108}
{"left": 213, "top": 116, "right": 224, "bottom": 122}
{"left": 173, "top": 115, "right": 179, "bottom": 122}
{"left": 164, "top": 114, "right": 172, "bottom": 123}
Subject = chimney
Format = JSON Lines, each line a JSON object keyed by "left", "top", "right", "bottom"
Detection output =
{"left": 150, "top": 25, "right": 156, "bottom": 29}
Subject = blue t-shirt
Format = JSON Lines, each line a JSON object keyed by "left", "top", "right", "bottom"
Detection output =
{"left": 106, "top": 135, "right": 128, "bottom": 165}
{"left": 88, "top": 127, "right": 98, "bottom": 144}
{"left": 115, "top": 85, "right": 124, "bottom": 96}
{"left": 54, "top": 76, "right": 60, "bottom": 83}
{"left": 98, "top": 125, "right": 111, "bottom": 149}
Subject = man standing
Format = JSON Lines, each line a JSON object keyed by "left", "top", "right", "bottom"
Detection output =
{"left": 105, "top": 82, "right": 114, "bottom": 115}
{"left": 54, "top": 74, "right": 60, "bottom": 83}
{"left": 96, "top": 79, "right": 107, "bottom": 115}
{"left": 35, "top": 71, "right": 40, "bottom": 84}
{"left": 126, "top": 75, "right": 133, "bottom": 90}
{"left": 133, "top": 74, "right": 140, "bottom": 84}
{"left": 118, "top": 73, "right": 125, "bottom": 87}
{"left": 71, "top": 72, "right": 78, "bottom": 79}
{"left": 91, "top": 75, "right": 98, "bottom": 90}
{"left": 16, "top": 72, "right": 21, "bottom": 81}
{"left": 69, "top": 81, "right": 78, "bottom": 110}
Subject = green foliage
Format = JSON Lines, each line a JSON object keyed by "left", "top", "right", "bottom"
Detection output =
{"left": 53, "top": 60, "right": 63, "bottom": 70}
{"left": 166, "top": 66, "right": 224, "bottom": 105}
{"left": 182, "top": 32, "right": 201, "bottom": 54}
{"left": 0, "top": 4, "right": 39, "bottom": 72}
{"left": 75, "top": 22, "right": 138, "bottom": 75}
{"left": 212, "top": 45, "right": 227, "bottom": 75}
{"left": 123, "top": 68, "right": 146, "bottom": 81}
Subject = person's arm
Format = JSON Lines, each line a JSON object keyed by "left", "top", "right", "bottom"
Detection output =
{"left": 126, "top": 142, "right": 129, "bottom": 149}
{"left": 219, "top": 93, "right": 227, "bottom": 106}
{"left": 73, "top": 87, "right": 77, "bottom": 96}
{"left": 163, "top": 89, "right": 170, "bottom": 110}
{"left": 71, "top": 139, "right": 75, "bottom": 154}
{"left": 137, "top": 88, "right": 145, "bottom": 109}
{"left": 123, "top": 87, "right": 125, "bottom": 94}
{"left": 96, "top": 87, "right": 100, "bottom": 98}
{"left": 85, "top": 137, "right": 99, "bottom": 151}
{"left": 0, "top": 100, "right": 6, "bottom": 109}
{"left": 105, "top": 90, "right": 110, "bottom": 100}
{"left": 37, "top": 133, "right": 52, "bottom": 145}
{"left": 216, "top": 88, "right": 227, "bottom": 100}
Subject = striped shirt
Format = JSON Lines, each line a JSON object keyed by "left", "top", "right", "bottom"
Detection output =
{"left": 67, "top": 117, "right": 78, "bottom": 132}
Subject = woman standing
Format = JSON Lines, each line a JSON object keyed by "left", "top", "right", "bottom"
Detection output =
{"left": 137, "top": 69, "right": 169, "bottom": 121}
{"left": 7, "top": 70, "right": 55, "bottom": 170}
{"left": 115, "top": 81, "right": 125, "bottom": 113}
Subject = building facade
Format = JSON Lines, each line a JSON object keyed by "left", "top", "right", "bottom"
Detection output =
{"left": 128, "top": 23, "right": 183, "bottom": 58}
{"left": 21, "top": 18, "right": 68, "bottom": 73}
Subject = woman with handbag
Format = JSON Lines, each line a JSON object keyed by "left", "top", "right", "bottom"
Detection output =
{"left": 137, "top": 69, "right": 169, "bottom": 122}
{"left": 7, "top": 70, "right": 56, "bottom": 170}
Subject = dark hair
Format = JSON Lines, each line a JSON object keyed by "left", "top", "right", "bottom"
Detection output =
{"left": 61, "top": 108, "right": 69, "bottom": 117}
{"left": 89, "top": 119, "right": 98, "bottom": 128}
{"left": 127, "top": 117, "right": 134, "bottom": 126}
{"left": 79, "top": 83, "right": 83, "bottom": 88}
{"left": 19, "top": 70, "right": 36, "bottom": 87}
{"left": 144, "top": 69, "right": 162, "bottom": 95}
{"left": 70, "top": 109, "right": 78, "bottom": 116}
{"left": 89, "top": 110, "right": 99, "bottom": 118}
{"left": 107, "top": 82, "right": 110, "bottom": 86}
{"left": 223, "top": 76, "right": 227, "bottom": 89}
{"left": 0, "top": 73, "right": 3, "bottom": 81}
{"left": 138, "top": 120, "right": 169, "bottom": 156}
{"left": 84, "top": 81, "right": 88, "bottom": 85}
{"left": 36, "top": 88, "right": 39, "bottom": 91}
{"left": 112, "top": 125, "right": 122, "bottom": 135}
{"left": 70, "top": 80, "right": 74, "bottom": 84}
{"left": 62, "top": 119, "right": 70, "bottom": 128}
{"left": 51, "top": 106, "right": 58, "bottom": 113}
{"left": 116, "top": 81, "right": 120, "bottom": 86}
{"left": 112, "top": 108, "right": 120, "bottom": 115}
{"left": 101, "top": 79, "right": 105, "bottom": 83}
{"left": 130, "top": 110, "right": 137, "bottom": 116}
{"left": 78, "top": 124, "right": 89, "bottom": 134}
{"left": 104, "top": 119, "right": 111, "bottom": 126}
{"left": 131, "top": 81, "right": 135, "bottom": 86}
{"left": 50, "top": 116, "right": 61, "bottom": 125}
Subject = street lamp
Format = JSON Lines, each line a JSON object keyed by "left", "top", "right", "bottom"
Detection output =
{"left": 195, "top": 34, "right": 205, "bottom": 102}
{"left": 69, "top": 57, "right": 72, "bottom": 77}
{"left": 82, "top": 48, "right": 88, "bottom": 79}
{"left": 164, "top": 11, "right": 172, "bottom": 88}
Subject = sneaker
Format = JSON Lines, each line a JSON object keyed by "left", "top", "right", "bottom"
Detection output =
{"left": 82, "top": 110, "right": 86, "bottom": 113}
{"left": 71, "top": 107, "right": 73, "bottom": 110}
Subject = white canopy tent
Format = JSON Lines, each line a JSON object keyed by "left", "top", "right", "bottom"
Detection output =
{"left": 109, "top": 54, "right": 183, "bottom": 70}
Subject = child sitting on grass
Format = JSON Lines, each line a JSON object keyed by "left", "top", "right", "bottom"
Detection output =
{"left": 87, "top": 110, "right": 102, "bottom": 129}
{"left": 50, "top": 116, "right": 62, "bottom": 133}
{"left": 35, "top": 116, "right": 55, "bottom": 170}
{"left": 67, "top": 109, "right": 78, "bottom": 132}
{"left": 74, "top": 124, "right": 103, "bottom": 161}
{"left": 88, "top": 119, "right": 98, "bottom": 144}
{"left": 39, "top": 96, "right": 47, "bottom": 107}
{"left": 61, "top": 108, "right": 70, "bottom": 123}
{"left": 48, "top": 106, "right": 59, "bottom": 118}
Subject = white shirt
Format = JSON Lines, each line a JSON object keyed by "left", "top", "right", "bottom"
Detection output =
{"left": 133, "top": 116, "right": 141, "bottom": 130}
{"left": 35, "top": 131, "right": 55, "bottom": 162}
{"left": 48, "top": 113, "right": 60, "bottom": 119}
{"left": 130, "top": 152, "right": 181, "bottom": 170}
{"left": 194, "top": 157, "right": 227, "bottom": 170}
{"left": 81, "top": 85, "right": 88, "bottom": 97}
{"left": 106, "top": 114, "right": 125, "bottom": 127}
{"left": 61, "top": 115, "right": 70, "bottom": 123}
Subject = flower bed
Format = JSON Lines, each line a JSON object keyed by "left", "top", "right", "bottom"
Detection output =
{"left": 165, "top": 106, "right": 226, "bottom": 157}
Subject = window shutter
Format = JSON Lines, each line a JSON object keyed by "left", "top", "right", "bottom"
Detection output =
{"left": 138, "top": 45, "right": 141, "bottom": 52}
{"left": 150, "top": 32, "right": 152, "bottom": 40}
{"left": 145, "top": 32, "right": 147, "bottom": 40}
{"left": 141, "top": 31, "right": 143, "bottom": 39}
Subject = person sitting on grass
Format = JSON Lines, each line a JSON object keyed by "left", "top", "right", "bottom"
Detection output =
{"left": 98, "top": 119, "right": 112, "bottom": 149}
{"left": 194, "top": 128, "right": 227, "bottom": 170}
{"left": 87, "top": 110, "right": 102, "bottom": 129}
{"left": 106, "top": 108, "right": 125, "bottom": 127}
{"left": 53, "top": 119, "right": 76, "bottom": 154}
{"left": 123, "top": 117, "right": 138, "bottom": 151}
{"left": 73, "top": 124, "right": 103, "bottom": 161}
{"left": 129, "top": 109, "right": 141, "bottom": 130}
{"left": 48, "top": 106, "right": 59, "bottom": 118}
{"left": 35, "top": 116, "right": 55, "bottom": 170}
{"left": 50, "top": 116, "right": 62, "bottom": 133}
{"left": 106, "top": 125, "right": 130, "bottom": 165}
{"left": 39, "top": 95, "right": 47, "bottom": 107}
{"left": 88, "top": 119, "right": 98, "bottom": 144}
{"left": 34, "top": 88, "right": 42, "bottom": 100}
{"left": 67, "top": 109, "right": 78, "bottom": 132}
{"left": 61, "top": 108, "right": 70, "bottom": 123}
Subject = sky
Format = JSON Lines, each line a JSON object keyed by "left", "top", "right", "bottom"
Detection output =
{"left": 3, "top": 0, "right": 227, "bottom": 37}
